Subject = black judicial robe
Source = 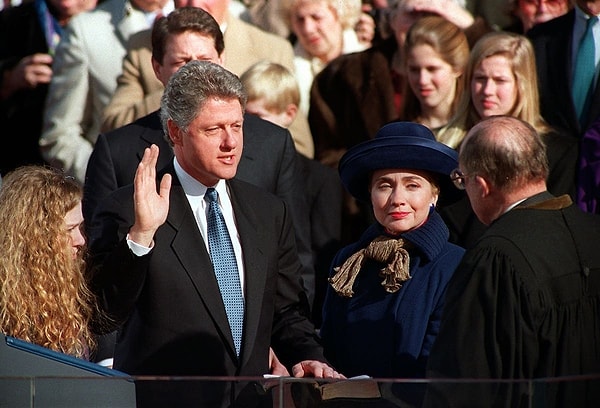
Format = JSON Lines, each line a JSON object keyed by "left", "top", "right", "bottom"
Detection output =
{"left": 425, "top": 193, "right": 600, "bottom": 408}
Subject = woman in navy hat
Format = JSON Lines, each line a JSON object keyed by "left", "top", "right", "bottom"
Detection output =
{"left": 319, "top": 121, "right": 465, "bottom": 404}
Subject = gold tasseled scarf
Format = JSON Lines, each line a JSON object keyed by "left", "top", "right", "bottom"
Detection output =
{"left": 329, "top": 236, "right": 411, "bottom": 298}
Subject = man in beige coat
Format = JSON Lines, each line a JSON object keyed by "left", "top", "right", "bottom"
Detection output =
{"left": 101, "top": 0, "right": 315, "bottom": 158}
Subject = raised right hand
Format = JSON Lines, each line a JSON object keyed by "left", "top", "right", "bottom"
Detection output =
{"left": 128, "top": 144, "right": 172, "bottom": 247}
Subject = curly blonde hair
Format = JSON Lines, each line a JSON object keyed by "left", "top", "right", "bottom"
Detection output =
{"left": 0, "top": 166, "right": 97, "bottom": 358}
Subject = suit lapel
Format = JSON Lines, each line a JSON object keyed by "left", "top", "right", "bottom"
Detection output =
{"left": 227, "top": 180, "right": 269, "bottom": 365}
{"left": 166, "top": 172, "right": 239, "bottom": 357}
{"left": 161, "top": 174, "right": 270, "bottom": 361}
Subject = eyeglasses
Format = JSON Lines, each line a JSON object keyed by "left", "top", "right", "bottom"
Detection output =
{"left": 450, "top": 168, "right": 470, "bottom": 190}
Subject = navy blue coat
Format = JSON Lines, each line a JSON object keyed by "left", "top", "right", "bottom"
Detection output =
{"left": 320, "top": 210, "right": 464, "bottom": 380}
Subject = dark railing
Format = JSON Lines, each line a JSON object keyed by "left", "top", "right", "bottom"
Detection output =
{"left": 2, "top": 374, "right": 599, "bottom": 407}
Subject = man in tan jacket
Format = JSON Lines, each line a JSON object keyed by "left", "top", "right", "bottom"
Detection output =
{"left": 101, "top": 0, "right": 315, "bottom": 158}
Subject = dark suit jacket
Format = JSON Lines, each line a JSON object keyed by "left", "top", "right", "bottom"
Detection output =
{"left": 297, "top": 154, "right": 343, "bottom": 327}
{"left": 0, "top": 2, "right": 47, "bottom": 175}
{"left": 528, "top": 10, "right": 600, "bottom": 136}
{"left": 84, "top": 111, "right": 316, "bottom": 303}
{"left": 89, "top": 168, "right": 325, "bottom": 407}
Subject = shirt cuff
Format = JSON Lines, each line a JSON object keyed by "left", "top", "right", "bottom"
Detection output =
{"left": 126, "top": 233, "right": 153, "bottom": 256}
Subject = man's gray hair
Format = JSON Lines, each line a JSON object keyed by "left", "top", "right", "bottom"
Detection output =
{"left": 460, "top": 115, "right": 548, "bottom": 191}
{"left": 160, "top": 61, "right": 247, "bottom": 144}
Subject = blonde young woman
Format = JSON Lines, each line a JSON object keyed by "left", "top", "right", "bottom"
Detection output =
{"left": 0, "top": 165, "right": 100, "bottom": 359}
{"left": 438, "top": 31, "right": 579, "bottom": 246}
{"left": 400, "top": 15, "right": 470, "bottom": 134}
{"left": 438, "top": 31, "right": 552, "bottom": 148}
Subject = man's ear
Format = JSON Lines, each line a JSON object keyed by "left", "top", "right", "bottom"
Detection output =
{"left": 475, "top": 175, "right": 490, "bottom": 197}
{"left": 166, "top": 119, "right": 181, "bottom": 145}
{"left": 151, "top": 58, "right": 163, "bottom": 83}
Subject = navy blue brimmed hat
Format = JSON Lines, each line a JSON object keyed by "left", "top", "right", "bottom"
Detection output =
{"left": 339, "top": 122, "right": 459, "bottom": 203}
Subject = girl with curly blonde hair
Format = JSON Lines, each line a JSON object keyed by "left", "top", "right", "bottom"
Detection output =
{"left": 0, "top": 165, "right": 98, "bottom": 359}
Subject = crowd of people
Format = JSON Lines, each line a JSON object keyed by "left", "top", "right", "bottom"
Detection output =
{"left": 1, "top": 0, "right": 599, "bottom": 406}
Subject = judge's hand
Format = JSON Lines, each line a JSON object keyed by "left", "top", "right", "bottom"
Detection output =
{"left": 128, "top": 144, "right": 171, "bottom": 247}
{"left": 292, "top": 360, "right": 346, "bottom": 379}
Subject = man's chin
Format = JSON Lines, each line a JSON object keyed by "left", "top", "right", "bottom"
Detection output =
{"left": 220, "top": 167, "right": 238, "bottom": 180}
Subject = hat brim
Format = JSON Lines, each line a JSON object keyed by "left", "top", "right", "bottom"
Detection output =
{"left": 339, "top": 136, "right": 459, "bottom": 203}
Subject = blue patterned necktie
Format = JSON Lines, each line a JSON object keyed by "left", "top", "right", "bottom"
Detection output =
{"left": 205, "top": 188, "right": 244, "bottom": 356}
{"left": 572, "top": 16, "right": 598, "bottom": 125}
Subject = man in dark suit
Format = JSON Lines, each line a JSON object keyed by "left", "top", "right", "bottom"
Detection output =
{"left": 84, "top": 7, "right": 315, "bottom": 311}
{"left": 88, "top": 60, "right": 342, "bottom": 407}
{"left": 527, "top": 0, "right": 600, "bottom": 137}
{"left": 527, "top": 0, "right": 600, "bottom": 215}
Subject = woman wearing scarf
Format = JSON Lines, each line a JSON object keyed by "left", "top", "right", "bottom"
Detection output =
{"left": 319, "top": 121, "right": 465, "bottom": 405}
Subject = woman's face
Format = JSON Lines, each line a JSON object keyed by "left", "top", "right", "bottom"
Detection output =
{"left": 64, "top": 201, "right": 86, "bottom": 259}
{"left": 471, "top": 55, "right": 517, "bottom": 118}
{"left": 370, "top": 168, "right": 439, "bottom": 236}
{"left": 406, "top": 44, "right": 461, "bottom": 112}
{"left": 290, "top": 0, "right": 343, "bottom": 63}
